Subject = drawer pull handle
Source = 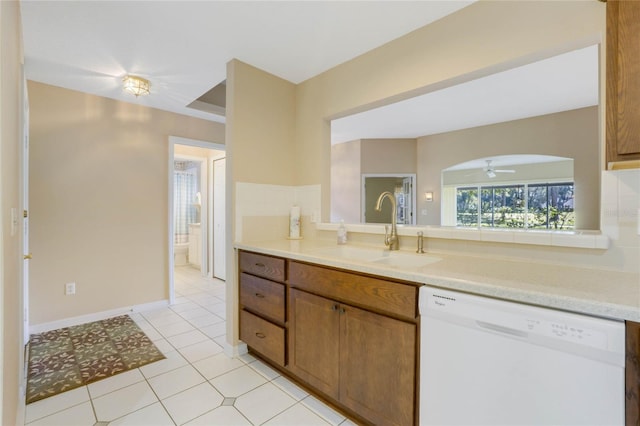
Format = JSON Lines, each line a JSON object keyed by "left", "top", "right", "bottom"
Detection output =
{"left": 255, "top": 332, "right": 266, "bottom": 339}
{"left": 255, "top": 262, "right": 266, "bottom": 268}
{"left": 255, "top": 293, "right": 265, "bottom": 298}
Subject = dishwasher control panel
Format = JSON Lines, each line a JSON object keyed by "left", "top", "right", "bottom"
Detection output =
{"left": 421, "top": 287, "right": 624, "bottom": 353}
{"left": 525, "top": 318, "right": 607, "bottom": 348}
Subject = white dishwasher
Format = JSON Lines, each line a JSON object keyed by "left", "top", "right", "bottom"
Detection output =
{"left": 419, "top": 286, "right": 626, "bottom": 426}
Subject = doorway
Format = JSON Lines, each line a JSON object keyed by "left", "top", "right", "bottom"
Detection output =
{"left": 362, "top": 174, "right": 416, "bottom": 225}
{"left": 168, "top": 136, "right": 225, "bottom": 304}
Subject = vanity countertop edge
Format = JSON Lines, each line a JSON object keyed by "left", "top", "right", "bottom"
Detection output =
{"left": 235, "top": 239, "right": 640, "bottom": 323}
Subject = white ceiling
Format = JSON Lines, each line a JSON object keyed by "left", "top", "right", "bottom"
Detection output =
{"left": 331, "top": 44, "right": 599, "bottom": 144}
{"left": 444, "top": 155, "right": 572, "bottom": 172}
{"left": 20, "top": 0, "right": 475, "bottom": 123}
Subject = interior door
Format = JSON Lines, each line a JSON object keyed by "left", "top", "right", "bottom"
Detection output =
{"left": 213, "top": 158, "right": 226, "bottom": 280}
{"left": 22, "top": 72, "right": 30, "bottom": 344}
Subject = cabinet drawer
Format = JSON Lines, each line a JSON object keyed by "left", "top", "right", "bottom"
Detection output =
{"left": 240, "top": 310, "right": 286, "bottom": 366}
{"left": 289, "top": 261, "right": 418, "bottom": 320}
{"left": 239, "top": 251, "right": 285, "bottom": 282}
{"left": 240, "top": 273, "right": 285, "bottom": 323}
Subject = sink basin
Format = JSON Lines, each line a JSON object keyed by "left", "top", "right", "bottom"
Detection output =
{"left": 369, "top": 252, "right": 441, "bottom": 268}
{"left": 306, "top": 246, "right": 441, "bottom": 268}
{"left": 306, "top": 246, "right": 388, "bottom": 261}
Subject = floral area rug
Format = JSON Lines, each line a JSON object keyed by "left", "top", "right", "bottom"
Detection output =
{"left": 26, "top": 314, "right": 165, "bottom": 404}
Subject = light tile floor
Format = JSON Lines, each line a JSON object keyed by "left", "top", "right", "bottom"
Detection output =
{"left": 25, "top": 266, "right": 357, "bottom": 426}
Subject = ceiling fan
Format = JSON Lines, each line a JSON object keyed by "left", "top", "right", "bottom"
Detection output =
{"left": 483, "top": 160, "right": 515, "bottom": 178}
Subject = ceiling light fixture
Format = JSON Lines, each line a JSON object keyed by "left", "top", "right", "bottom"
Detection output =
{"left": 123, "top": 75, "right": 150, "bottom": 97}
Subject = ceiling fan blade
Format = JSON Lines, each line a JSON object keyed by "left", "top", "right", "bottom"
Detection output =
{"left": 494, "top": 169, "right": 516, "bottom": 173}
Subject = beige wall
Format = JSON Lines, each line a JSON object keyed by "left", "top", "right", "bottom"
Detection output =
{"left": 331, "top": 140, "right": 361, "bottom": 223}
{"left": 361, "top": 138, "right": 417, "bottom": 175}
{"left": 225, "top": 59, "right": 296, "bottom": 347}
{"left": 294, "top": 0, "right": 605, "bottom": 220}
{"left": 227, "top": 60, "right": 296, "bottom": 186}
{"left": 1, "top": 1, "right": 24, "bottom": 424}
{"left": 418, "top": 107, "right": 600, "bottom": 229}
{"left": 28, "top": 81, "right": 224, "bottom": 325}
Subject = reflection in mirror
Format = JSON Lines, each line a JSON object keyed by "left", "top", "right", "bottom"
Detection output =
{"left": 441, "top": 155, "right": 575, "bottom": 230}
{"left": 330, "top": 44, "right": 600, "bottom": 230}
{"left": 331, "top": 138, "right": 417, "bottom": 224}
{"left": 362, "top": 174, "right": 416, "bottom": 225}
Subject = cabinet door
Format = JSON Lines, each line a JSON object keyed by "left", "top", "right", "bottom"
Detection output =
{"left": 288, "top": 289, "right": 340, "bottom": 399}
{"left": 607, "top": 0, "right": 640, "bottom": 165}
{"left": 340, "top": 305, "right": 416, "bottom": 426}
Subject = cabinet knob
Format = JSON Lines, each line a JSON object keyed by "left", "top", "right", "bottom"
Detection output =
{"left": 339, "top": 307, "right": 346, "bottom": 314}
{"left": 331, "top": 304, "right": 339, "bottom": 312}
{"left": 255, "top": 332, "right": 266, "bottom": 339}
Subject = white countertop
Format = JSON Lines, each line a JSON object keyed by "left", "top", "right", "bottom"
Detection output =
{"left": 235, "top": 239, "right": 640, "bottom": 322}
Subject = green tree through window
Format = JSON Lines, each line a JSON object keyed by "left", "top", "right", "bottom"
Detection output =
{"left": 456, "top": 183, "right": 574, "bottom": 229}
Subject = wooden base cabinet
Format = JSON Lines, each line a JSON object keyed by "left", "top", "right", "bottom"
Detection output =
{"left": 240, "top": 251, "right": 640, "bottom": 425}
{"left": 288, "top": 289, "right": 340, "bottom": 399}
{"left": 289, "top": 287, "right": 416, "bottom": 426}
{"left": 238, "top": 251, "right": 287, "bottom": 367}
{"left": 339, "top": 300, "right": 416, "bottom": 426}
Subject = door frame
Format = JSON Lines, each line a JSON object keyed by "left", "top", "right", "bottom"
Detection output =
{"left": 21, "top": 69, "right": 30, "bottom": 345}
{"left": 168, "top": 136, "right": 224, "bottom": 304}
{"left": 211, "top": 158, "right": 226, "bottom": 280}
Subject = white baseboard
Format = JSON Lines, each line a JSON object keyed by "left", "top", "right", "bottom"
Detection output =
{"left": 223, "top": 340, "right": 248, "bottom": 358}
{"left": 29, "top": 299, "right": 170, "bottom": 335}
{"left": 15, "top": 388, "right": 25, "bottom": 426}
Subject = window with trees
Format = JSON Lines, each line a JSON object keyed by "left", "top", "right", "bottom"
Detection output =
{"left": 456, "top": 183, "right": 574, "bottom": 230}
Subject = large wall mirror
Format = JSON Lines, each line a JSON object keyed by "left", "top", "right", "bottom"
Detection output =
{"left": 330, "top": 43, "right": 600, "bottom": 230}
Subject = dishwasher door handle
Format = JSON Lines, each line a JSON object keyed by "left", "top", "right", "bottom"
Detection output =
{"left": 476, "top": 320, "right": 528, "bottom": 338}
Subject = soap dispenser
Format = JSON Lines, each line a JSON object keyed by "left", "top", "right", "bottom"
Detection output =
{"left": 337, "top": 220, "right": 347, "bottom": 245}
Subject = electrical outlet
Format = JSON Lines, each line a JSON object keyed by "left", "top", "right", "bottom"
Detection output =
{"left": 65, "top": 282, "right": 76, "bottom": 295}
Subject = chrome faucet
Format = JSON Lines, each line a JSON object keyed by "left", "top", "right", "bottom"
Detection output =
{"left": 375, "top": 191, "right": 399, "bottom": 250}
{"left": 416, "top": 231, "right": 425, "bottom": 254}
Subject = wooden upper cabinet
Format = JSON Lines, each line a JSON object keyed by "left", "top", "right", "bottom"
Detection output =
{"left": 606, "top": 0, "right": 640, "bottom": 167}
